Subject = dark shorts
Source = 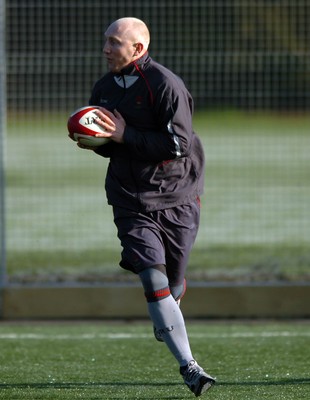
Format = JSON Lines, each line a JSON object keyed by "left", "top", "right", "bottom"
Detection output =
{"left": 112, "top": 199, "right": 200, "bottom": 286}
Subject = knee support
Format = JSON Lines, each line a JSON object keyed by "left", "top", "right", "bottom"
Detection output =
{"left": 139, "top": 265, "right": 170, "bottom": 303}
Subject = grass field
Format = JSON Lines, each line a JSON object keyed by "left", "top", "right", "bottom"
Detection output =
{"left": 0, "top": 320, "right": 309, "bottom": 399}
{"left": 4, "top": 110, "right": 310, "bottom": 282}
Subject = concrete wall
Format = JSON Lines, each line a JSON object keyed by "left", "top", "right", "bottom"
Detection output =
{"left": 1, "top": 282, "right": 309, "bottom": 319}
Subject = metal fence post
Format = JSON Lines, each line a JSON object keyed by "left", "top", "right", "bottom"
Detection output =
{"left": 0, "top": 0, "right": 7, "bottom": 318}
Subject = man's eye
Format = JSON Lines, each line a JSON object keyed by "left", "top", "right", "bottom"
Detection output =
{"left": 110, "top": 39, "right": 120, "bottom": 46}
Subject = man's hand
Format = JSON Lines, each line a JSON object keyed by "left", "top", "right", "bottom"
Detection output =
{"left": 76, "top": 141, "right": 98, "bottom": 150}
{"left": 94, "top": 107, "right": 126, "bottom": 144}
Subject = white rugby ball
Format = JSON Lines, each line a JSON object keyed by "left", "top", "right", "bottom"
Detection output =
{"left": 67, "top": 106, "right": 111, "bottom": 147}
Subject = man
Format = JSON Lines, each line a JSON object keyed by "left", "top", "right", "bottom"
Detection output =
{"left": 77, "top": 17, "right": 215, "bottom": 397}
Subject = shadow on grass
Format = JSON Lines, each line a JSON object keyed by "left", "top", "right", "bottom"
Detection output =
{"left": 219, "top": 378, "right": 310, "bottom": 386}
{"left": 0, "top": 377, "right": 309, "bottom": 389}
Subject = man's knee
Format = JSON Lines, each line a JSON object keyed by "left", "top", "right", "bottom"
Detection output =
{"left": 170, "top": 278, "right": 187, "bottom": 302}
{"left": 139, "top": 265, "right": 170, "bottom": 302}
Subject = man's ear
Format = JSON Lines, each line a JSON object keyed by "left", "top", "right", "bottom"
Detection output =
{"left": 133, "top": 42, "right": 144, "bottom": 56}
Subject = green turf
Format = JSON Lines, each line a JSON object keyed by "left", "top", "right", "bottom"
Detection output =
{"left": 0, "top": 320, "right": 309, "bottom": 399}
{"left": 4, "top": 110, "right": 310, "bottom": 282}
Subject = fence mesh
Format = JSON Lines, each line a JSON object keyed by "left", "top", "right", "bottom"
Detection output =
{"left": 6, "top": 1, "right": 310, "bottom": 111}
{"left": 3, "top": 0, "right": 310, "bottom": 282}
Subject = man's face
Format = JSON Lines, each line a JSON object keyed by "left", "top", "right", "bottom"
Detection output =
{"left": 103, "top": 25, "right": 137, "bottom": 73}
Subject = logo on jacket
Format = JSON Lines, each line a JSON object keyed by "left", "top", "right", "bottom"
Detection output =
{"left": 135, "top": 95, "right": 143, "bottom": 106}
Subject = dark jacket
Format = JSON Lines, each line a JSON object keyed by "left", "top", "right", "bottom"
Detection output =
{"left": 89, "top": 53, "right": 205, "bottom": 212}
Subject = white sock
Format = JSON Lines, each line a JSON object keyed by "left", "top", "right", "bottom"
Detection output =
{"left": 148, "top": 294, "right": 193, "bottom": 366}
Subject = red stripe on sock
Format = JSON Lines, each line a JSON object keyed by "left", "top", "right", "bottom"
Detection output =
{"left": 145, "top": 286, "right": 170, "bottom": 302}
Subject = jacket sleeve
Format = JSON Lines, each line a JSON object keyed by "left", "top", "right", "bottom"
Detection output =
{"left": 123, "top": 82, "right": 195, "bottom": 162}
{"left": 93, "top": 141, "right": 116, "bottom": 158}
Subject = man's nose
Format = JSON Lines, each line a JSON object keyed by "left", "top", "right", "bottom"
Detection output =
{"left": 103, "top": 42, "right": 110, "bottom": 54}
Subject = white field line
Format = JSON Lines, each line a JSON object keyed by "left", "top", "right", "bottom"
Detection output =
{"left": 0, "top": 331, "right": 309, "bottom": 340}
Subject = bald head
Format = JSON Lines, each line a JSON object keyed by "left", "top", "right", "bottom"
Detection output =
{"left": 109, "top": 18, "right": 150, "bottom": 50}
{"left": 103, "top": 17, "right": 150, "bottom": 72}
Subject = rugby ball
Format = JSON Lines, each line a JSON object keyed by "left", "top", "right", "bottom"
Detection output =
{"left": 67, "top": 106, "right": 111, "bottom": 147}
